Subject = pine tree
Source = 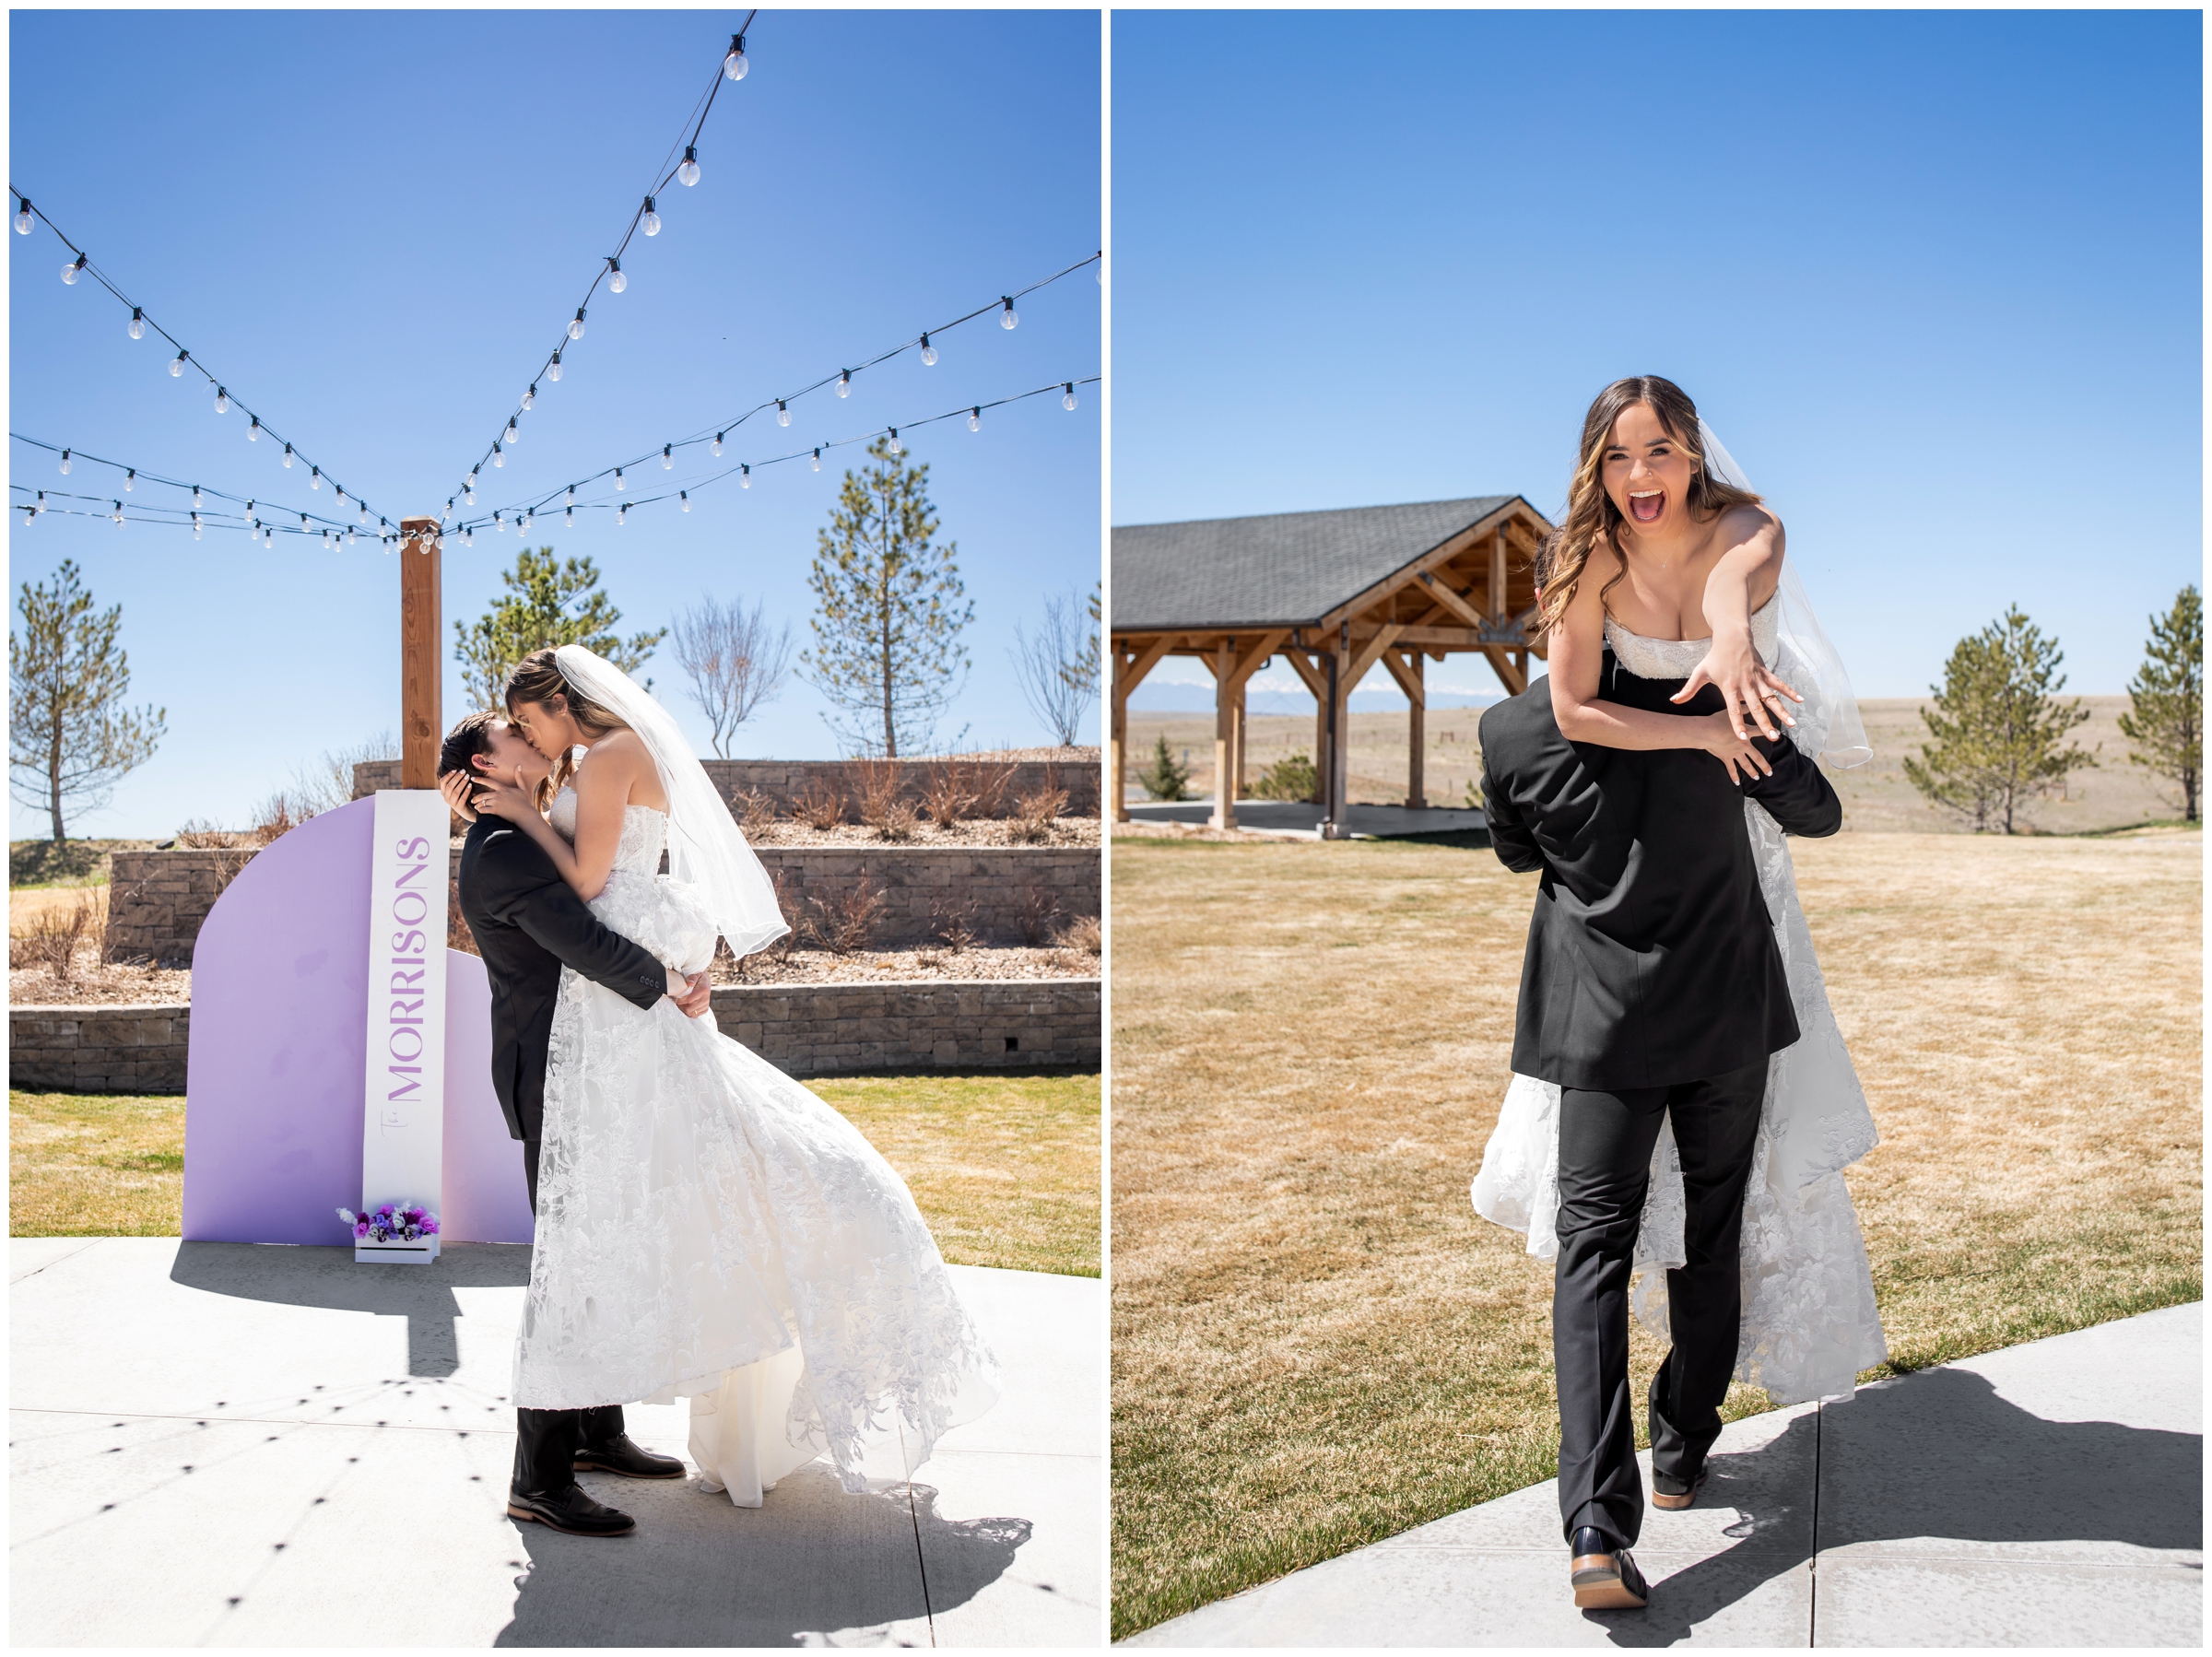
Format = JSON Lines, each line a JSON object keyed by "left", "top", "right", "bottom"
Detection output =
{"left": 802, "top": 438, "right": 973, "bottom": 757}
{"left": 2116, "top": 583, "right": 2201, "bottom": 823}
{"left": 452, "top": 547, "right": 665, "bottom": 711}
{"left": 8, "top": 560, "right": 167, "bottom": 844}
{"left": 1901, "top": 605, "right": 2096, "bottom": 833}
{"left": 1135, "top": 734, "right": 1191, "bottom": 802}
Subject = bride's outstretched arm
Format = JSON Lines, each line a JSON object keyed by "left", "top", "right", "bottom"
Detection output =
{"left": 1547, "top": 540, "right": 1772, "bottom": 783}
{"left": 1671, "top": 504, "right": 1801, "bottom": 739}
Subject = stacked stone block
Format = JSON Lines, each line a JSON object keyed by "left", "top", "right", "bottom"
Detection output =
{"left": 9, "top": 1005, "right": 192, "bottom": 1093}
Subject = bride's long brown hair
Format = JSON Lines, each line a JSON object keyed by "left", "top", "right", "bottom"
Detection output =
{"left": 1533, "top": 375, "right": 1763, "bottom": 641}
{"left": 503, "top": 648, "right": 631, "bottom": 795}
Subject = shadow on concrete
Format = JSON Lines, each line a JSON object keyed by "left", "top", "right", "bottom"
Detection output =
{"left": 1590, "top": 1366, "right": 2204, "bottom": 1647}
{"left": 495, "top": 1465, "right": 1031, "bottom": 1646}
{"left": 170, "top": 1240, "right": 532, "bottom": 1379}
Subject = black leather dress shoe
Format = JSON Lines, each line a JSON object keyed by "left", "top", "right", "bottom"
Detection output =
{"left": 1652, "top": 1463, "right": 1712, "bottom": 1510}
{"left": 573, "top": 1433, "right": 687, "bottom": 1480}
{"left": 1569, "top": 1526, "right": 1649, "bottom": 1609}
{"left": 507, "top": 1482, "right": 637, "bottom": 1536}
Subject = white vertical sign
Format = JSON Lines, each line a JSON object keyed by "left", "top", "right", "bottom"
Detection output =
{"left": 359, "top": 790, "right": 450, "bottom": 1264}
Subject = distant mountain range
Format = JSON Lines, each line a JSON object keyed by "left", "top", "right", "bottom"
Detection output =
{"left": 1129, "top": 686, "right": 1504, "bottom": 714}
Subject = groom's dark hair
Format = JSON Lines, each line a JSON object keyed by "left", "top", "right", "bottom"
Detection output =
{"left": 437, "top": 711, "right": 501, "bottom": 780}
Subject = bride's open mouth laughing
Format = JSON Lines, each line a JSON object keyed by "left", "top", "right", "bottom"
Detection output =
{"left": 1627, "top": 488, "right": 1665, "bottom": 524}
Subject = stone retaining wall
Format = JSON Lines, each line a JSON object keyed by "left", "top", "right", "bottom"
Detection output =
{"left": 354, "top": 755, "right": 1102, "bottom": 818}
{"left": 8, "top": 979, "right": 1098, "bottom": 1094}
{"left": 711, "top": 978, "right": 1100, "bottom": 1075}
{"left": 106, "top": 841, "right": 1099, "bottom": 965}
{"left": 10, "top": 1004, "right": 192, "bottom": 1093}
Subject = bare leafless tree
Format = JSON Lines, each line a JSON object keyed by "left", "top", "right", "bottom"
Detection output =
{"left": 1008, "top": 591, "right": 1096, "bottom": 747}
{"left": 672, "top": 594, "right": 794, "bottom": 759}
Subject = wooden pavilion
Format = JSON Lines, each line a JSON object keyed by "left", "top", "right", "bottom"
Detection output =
{"left": 1109, "top": 495, "right": 1555, "bottom": 836}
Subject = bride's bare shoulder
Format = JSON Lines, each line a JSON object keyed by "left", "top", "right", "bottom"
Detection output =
{"left": 584, "top": 729, "right": 667, "bottom": 809}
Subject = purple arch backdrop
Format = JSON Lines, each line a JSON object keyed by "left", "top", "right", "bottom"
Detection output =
{"left": 181, "top": 796, "right": 535, "bottom": 1246}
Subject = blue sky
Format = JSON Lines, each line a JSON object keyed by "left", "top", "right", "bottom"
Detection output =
{"left": 1112, "top": 9, "right": 2201, "bottom": 708}
{"left": 10, "top": 9, "right": 1100, "bottom": 840}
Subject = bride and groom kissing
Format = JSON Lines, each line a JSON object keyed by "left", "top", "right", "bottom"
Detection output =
{"left": 1470, "top": 377, "right": 1888, "bottom": 1611}
{"left": 437, "top": 643, "right": 997, "bottom": 1540}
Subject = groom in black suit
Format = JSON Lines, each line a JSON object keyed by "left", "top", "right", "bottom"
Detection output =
{"left": 438, "top": 711, "right": 713, "bottom": 1539}
{"left": 1477, "top": 656, "right": 1841, "bottom": 1608}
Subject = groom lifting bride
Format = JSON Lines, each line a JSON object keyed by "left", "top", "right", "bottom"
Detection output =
{"left": 1472, "top": 377, "right": 1888, "bottom": 1611}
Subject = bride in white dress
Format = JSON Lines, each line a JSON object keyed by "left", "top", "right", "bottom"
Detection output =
{"left": 464, "top": 644, "right": 997, "bottom": 1503}
{"left": 1471, "top": 382, "right": 1888, "bottom": 1407}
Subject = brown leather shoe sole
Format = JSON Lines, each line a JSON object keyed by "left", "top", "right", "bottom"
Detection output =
{"left": 1651, "top": 1468, "right": 1711, "bottom": 1510}
{"left": 505, "top": 1500, "right": 637, "bottom": 1537}
{"left": 571, "top": 1453, "right": 687, "bottom": 1479}
{"left": 1571, "top": 1552, "right": 1648, "bottom": 1609}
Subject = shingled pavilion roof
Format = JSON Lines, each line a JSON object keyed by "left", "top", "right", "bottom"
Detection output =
{"left": 1110, "top": 496, "right": 1525, "bottom": 632}
{"left": 1108, "top": 492, "right": 1555, "bottom": 836}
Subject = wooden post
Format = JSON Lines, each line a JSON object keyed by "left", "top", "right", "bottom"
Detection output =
{"left": 1491, "top": 529, "right": 1509, "bottom": 622}
{"left": 399, "top": 516, "right": 441, "bottom": 789}
{"left": 1210, "top": 637, "right": 1236, "bottom": 830}
{"left": 1110, "top": 649, "right": 1130, "bottom": 824}
{"left": 1401, "top": 651, "right": 1426, "bottom": 807}
{"left": 1232, "top": 678, "right": 1249, "bottom": 803}
{"left": 1322, "top": 629, "right": 1349, "bottom": 839}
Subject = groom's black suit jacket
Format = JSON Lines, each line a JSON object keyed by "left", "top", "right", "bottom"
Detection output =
{"left": 1477, "top": 661, "right": 1843, "bottom": 1093}
{"left": 457, "top": 817, "right": 670, "bottom": 1143}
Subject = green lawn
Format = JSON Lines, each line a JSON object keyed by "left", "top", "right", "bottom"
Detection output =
{"left": 11, "top": 1073, "right": 1101, "bottom": 1276}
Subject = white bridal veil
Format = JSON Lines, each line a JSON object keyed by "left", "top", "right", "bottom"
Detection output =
{"left": 1698, "top": 418, "right": 1873, "bottom": 770}
{"left": 552, "top": 643, "right": 792, "bottom": 959}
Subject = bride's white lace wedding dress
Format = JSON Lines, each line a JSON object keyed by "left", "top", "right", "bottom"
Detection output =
{"left": 512, "top": 787, "right": 998, "bottom": 1503}
{"left": 1471, "top": 593, "right": 1888, "bottom": 1405}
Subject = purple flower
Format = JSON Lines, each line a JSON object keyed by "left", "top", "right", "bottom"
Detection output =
{"left": 353, "top": 1221, "right": 371, "bottom": 1240}
{"left": 420, "top": 1218, "right": 440, "bottom": 1236}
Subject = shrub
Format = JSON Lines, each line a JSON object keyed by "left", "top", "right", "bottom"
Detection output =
{"left": 799, "top": 875, "right": 887, "bottom": 955}
{"left": 18, "top": 890, "right": 100, "bottom": 984}
{"left": 736, "top": 788, "right": 779, "bottom": 838}
{"left": 853, "top": 756, "right": 911, "bottom": 832}
{"left": 1249, "top": 752, "right": 1319, "bottom": 803}
{"left": 923, "top": 759, "right": 982, "bottom": 828}
{"left": 1011, "top": 784, "right": 1070, "bottom": 843}
{"left": 1055, "top": 913, "right": 1101, "bottom": 957}
{"left": 930, "top": 896, "right": 983, "bottom": 954}
{"left": 1015, "top": 884, "right": 1063, "bottom": 946}
{"left": 793, "top": 777, "right": 845, "bottom": 831}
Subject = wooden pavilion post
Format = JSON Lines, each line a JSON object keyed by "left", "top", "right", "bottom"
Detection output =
{"left": 1210, "top": 638, "right": 1236, "bottom": 830}
{"left": 1385, "top": 648, "right": 1426, "bottom": 808}
{"left": 1109, "top": 636, "right": 1174, "bottom": 823}
{"left": 1321, "top": 626, "right": 1350, "bottom": 839}
{"left": 1231, "top": 680, "right": 1249, "bottom": 804}
{"left": 399, "top": 516, "right": 441, "bottom": 789}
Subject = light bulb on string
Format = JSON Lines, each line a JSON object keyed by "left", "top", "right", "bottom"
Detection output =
{"left": 214, "top": 388, "right": 229, "bottom": 414}
{"left": 810, "top": 448, "right": 821, "bottom": 473}
{"left": 724, "top": 34, "right": 747, "bottom": 79}
{"left": 712, "top": 432, "right": 724, "bottom": 457}
{"left": 569, "top": 309, "right": 586, "bottom": 340}
{"left": 128, "top": 308, "right": 145, "bottom": 340}
{"left": 192, "top": 487, "right": 203, "bottom": 509}
{"left": 62, "top": 254, "right": 85, "bottom": 286}
{"left": 248, "top": 416, "right": 261, "bottom": 441}
{"left": 505, "top": 419, "right": 519, "bottom": 446}
{"left": 776, "top": 400, "right": 790, "bottom": 428}
{"left": 607, "top": 258, "right": 626, "bottom": 294}
{"left": 21, "top": 507, "right": 32, "bottom": 527}
{"left": 565, "top": 506, "right": 573, "bottom": 525}
{"left": 310, "top": 467, "right": 321, "bottom": 489}
{"left": 192, "top": 514, "right": 202, "bottom": 539}
{"left": 58, "top": 450, "right": 71, "bottom": 476}
{"left": 124, "top": 470, "right": 135, "bottom": 492}
{"left": 739, "top": 464, "right": 750, "bottom": 488}
{"left": 641, "top": 197, "right": 660, "bottom": 236}
{"left": 838, "top": 370, "right": 852, "bottom": 398}
{"left": 618, "top": 503, "right": 629, "bottom": 526}
{"left": 920, "top": 333, "right": 937, "bottom": 366}
{"left": 547, "top": 354, "right": 562, "bottom": 382}
{"left": 170, "top": 351, "right": 187, "bottom": 377}
{"left": 492, "top": 446, "right": 505, "bottom": 469}
{"left": 335, "top": 488, "right": 346, "bottom": 508}
{"left": 887, "top": 429, "right": 902, "bottom": 456}
{"left": 13, "top": 198, "right": 29, "bottom": 235}
{"left": 678, "top": 146, "right": 700, "bottom": 186}
{"left": 465, "top": 471, "right": 477, "bottom": 491}
{"left": 968, "top": 406, "right": 981, "bottom": 431}
{"left": 112, "top": 501, "right": 124, "bottom": 527}
{"left": 566, "top": 485, "right": 576, "bottom": 506}
{"left": 679, "top": 491, "right": 690, "bottom": 512}
{"left": 245, "top": 499, "right": 255, "bottom": 521}
{"left": 282, "top": 444, "right": 295, "bottom": 468}
{"left": 359, "top": 505, "right": 370, "bottom": 526}
{"left": 300, "top": 513, "right": 310, "bottom": 532}
{"left": 614, "top": 468, "right": 625, "bottom": 491}
{"left": 522, "top": 511, "right": 533, "bottom": 532}
{"left": 522, "top": 384, "right": 536, "bottom": 411}
{"left": 1000, "top": 297, "right": 1018, "bottom": 329}
{"left": 662, "top": 445, "right": 674, "bottom": 469}
{"left": 347, "top": 527, "right": 356, "bottom": 546}
{"left": 495, "top": 511, "right": 505, "bottom": 532}
{"left": 1063, "top": 382, "right": 1078, "bottom": 411}
{"left": 35, "top": 491, "right": 46, "bottom": 513}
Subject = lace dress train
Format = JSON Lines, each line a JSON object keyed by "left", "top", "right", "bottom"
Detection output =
{"left": 512, "top": 793, "right": 998, "bottom": 1501}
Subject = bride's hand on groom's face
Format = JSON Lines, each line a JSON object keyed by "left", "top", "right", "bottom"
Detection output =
{"left": 469, "top": 766, "right": 538, "bottom": 824}
{"left": 439, "top": 770, "right": 479, "bottom": 824}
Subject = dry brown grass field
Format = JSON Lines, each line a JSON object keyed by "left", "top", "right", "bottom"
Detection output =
{"left": 1109, "top": 828, "right": 2202, "bottom": 1639}
{"left": 1129, "top": 695, "right": 2181, "bottom": 832}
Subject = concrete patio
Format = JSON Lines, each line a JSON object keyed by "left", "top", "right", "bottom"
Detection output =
{"left": 10, "top": 1237, "right": 1102, "bottom": 1647}
{"left": 1124, "top": 1301, "right": 2202, "bottom": 1647}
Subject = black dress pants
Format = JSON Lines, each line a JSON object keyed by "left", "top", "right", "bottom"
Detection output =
{"left": 511, "top": 1136, "right": 627, "bottom": 1497}
{"left": 1552, "top": 1060, "right": 1766, "bottom": 1548}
